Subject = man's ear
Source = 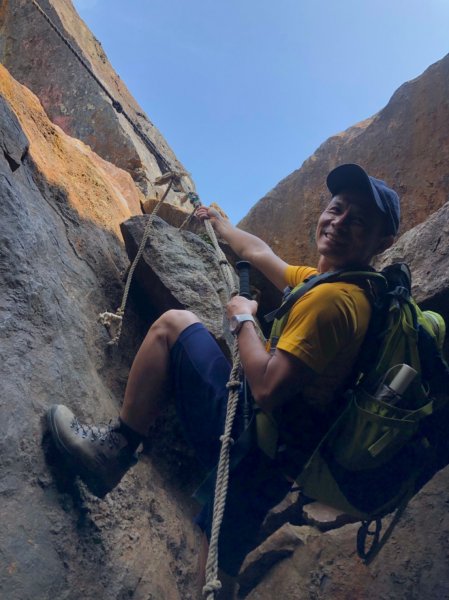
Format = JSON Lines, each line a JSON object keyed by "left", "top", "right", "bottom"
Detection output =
{"left": 375, "top": 235, "right": 395, "bottom": 255}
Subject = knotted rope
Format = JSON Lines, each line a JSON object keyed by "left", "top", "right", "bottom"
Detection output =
{"left": 198, "top": 223, "right": 266, "bottom": 598}
{"left": 202, "top": 342, "right": 241, "bottom": 599}
{"left": 184, "top": 194, "right": 238, "bottom": 299}
{"left": 171, "top": 195, "right": 245, "bottom": 598}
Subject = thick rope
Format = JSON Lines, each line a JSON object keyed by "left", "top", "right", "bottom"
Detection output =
{"left": 185, "top": 195, "right": 238, "bottom": 298}
{"left": 196, "top": 216, "right": 269, "bottom": 598}
{"left": 203, "top": 341, "right": 241, "bottom": 599}
{"left": 204, "top": 220, "right": 238, "bottom": 298}
{"left": 202, "top": 327, "right": 264, "bottom": 599}
{"left": 172, "top": 194, "right": 245, "bottom": 598}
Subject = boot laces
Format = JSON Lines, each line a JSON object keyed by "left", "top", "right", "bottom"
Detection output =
{"left": 70, "top": 418, "right": 122, "bottom": 449}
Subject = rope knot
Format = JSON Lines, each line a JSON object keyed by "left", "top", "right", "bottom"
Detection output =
{"left": 98, "top": 311, "right": 123, "bottom": 325}
{"left": 219, "top": 434, "right": 234, "bottom": 445}
{"left": 202, "top": 579, "right": 222, "bottom": 597}
{"left": 98, "top": 311, "right": 123, "bottom": 346}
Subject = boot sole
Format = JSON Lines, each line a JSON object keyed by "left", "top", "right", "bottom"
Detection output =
{"left": 47, "top": 405, "right": 111, "bottom": 499}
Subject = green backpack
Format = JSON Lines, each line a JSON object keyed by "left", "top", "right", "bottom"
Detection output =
{"left": 261, "top": 263, "right": 449, "bottom": 559}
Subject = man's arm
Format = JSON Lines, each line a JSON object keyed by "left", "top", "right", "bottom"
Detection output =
{"left": 227, "top": 296, "right": 315, "bottom": 413}
{"left": 196, "top": 206, "right": 288, "bottom": 291}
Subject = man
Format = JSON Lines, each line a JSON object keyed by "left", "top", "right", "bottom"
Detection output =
{"left": 47, "top": 163, "right": 399, "bottom": 580}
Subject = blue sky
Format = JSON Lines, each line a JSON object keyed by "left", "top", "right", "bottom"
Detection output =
{"left": 73, "top": 0, "right": 449, "bottom": 223}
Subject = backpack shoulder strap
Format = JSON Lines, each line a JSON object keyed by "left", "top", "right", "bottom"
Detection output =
{"left": 265, "top": 268, "right": 386, "bottom": 324}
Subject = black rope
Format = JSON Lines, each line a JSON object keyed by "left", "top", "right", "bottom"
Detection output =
{"left": 30, "top": 0, "right": 172, "bottom": 173}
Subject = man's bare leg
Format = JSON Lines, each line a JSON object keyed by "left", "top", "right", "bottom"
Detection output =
{"left": 120, "top": 309, "right": 200, "bottom": 435}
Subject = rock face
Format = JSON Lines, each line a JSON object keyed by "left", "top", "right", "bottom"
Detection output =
{"left": 0, "top": 0, "right": 194, "bottom": 203}
{"left": 238, "top": 524, "right": 320, "bottom": 597}
{"left": 246, "top": 467, "right": 449, "bottom": 600}
{"left": 239, "top": 53, "right": 449, "bottom": 266}
{"left": 374, "top": 199, "right": 449, "bottom": 319}
{"left": 120, "top": 215, "right": 236, "bottom": 353}
{"left": 0, "top": 63, "right": 208, "bottom": 599}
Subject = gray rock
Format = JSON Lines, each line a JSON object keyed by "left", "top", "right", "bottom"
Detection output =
{"left": 261, "top": 489, "right": 304, "bottom": 538}
{"left": 121, "top": 215, "right": 236, "bottom": 354}
{"left": 375, "top": 200, "right": 449, "bottom": 320}
{"left": 246, "top": 466, "right": 449, "bottom": 600}
{"left": 238, "top": 524, "right": 320, "bottom": 597}
{"left": 302, "top": 502, "right": 357, "bottom": 532}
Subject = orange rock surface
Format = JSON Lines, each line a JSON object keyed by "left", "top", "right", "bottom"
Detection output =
{"left": 0, "top": 63, "right": 143, "bottom": 238}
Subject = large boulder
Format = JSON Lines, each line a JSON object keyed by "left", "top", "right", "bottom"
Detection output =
{"left": 239, "top": 53, "right": 449, "bottom": 266}
{"left": 120, "top": 215, "right": 236, "bottom": 354}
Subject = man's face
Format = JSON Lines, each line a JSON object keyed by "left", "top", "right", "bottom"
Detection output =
{"left": 315, "top": 191, "right": 392, "bottom": 268}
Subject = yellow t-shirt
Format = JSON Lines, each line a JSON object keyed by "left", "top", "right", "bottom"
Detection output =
{"left": 275, "top": 265, "right": 372, "bottom": 412}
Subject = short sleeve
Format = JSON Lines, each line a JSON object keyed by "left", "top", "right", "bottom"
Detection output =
{"left": 284, "top": 265, "right": 318, "bottom": 288}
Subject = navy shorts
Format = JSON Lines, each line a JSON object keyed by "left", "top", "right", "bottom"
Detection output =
{"left": 170, "top": 323, "right": 291, "bottom": 576}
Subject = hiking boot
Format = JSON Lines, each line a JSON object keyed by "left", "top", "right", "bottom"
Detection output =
{"left": 47, "top": 404, "right": 138, "bottom": 498}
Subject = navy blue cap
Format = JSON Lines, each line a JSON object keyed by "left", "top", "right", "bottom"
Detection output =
{"left": 326, "top": 164, "right": 400, "bottom": 235}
